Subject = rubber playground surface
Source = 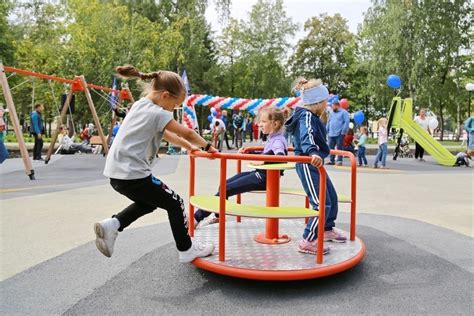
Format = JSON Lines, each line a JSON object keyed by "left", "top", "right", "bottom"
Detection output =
{"left": 0, "top": 149, "right": 473, "bottom": 314}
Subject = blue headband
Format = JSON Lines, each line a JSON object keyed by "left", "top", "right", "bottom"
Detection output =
{"left": 301, "top": 85, "right": 329, "bottom": 105}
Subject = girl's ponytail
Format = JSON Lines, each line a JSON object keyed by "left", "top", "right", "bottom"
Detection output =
{"left": 115, "top": 65, "right": 184, "bottom": 97}
{"left": 116, "top": 65, "right": 161, "bottom": 81}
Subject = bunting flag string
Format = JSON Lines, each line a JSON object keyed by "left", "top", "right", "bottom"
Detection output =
{"left": 184, "top": 94, "right": 303, "bottom": 115}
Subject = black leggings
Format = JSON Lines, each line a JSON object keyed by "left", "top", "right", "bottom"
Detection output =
{"left": 110, "top": 175, "right": 192, "bottom": 251}
{"left": 415, "top": 142, "right": 424, "bottom": 159}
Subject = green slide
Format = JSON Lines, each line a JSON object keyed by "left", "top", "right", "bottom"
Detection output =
{"left": 388, "top": 97, "right": 456, "bottom": 166}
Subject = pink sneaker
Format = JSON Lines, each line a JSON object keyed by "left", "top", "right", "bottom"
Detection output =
{"left": 298, "top": 239, "right": 330, "bottom": 255}
{"left": 324, "top": 228, "right": 347, "bottom": 243}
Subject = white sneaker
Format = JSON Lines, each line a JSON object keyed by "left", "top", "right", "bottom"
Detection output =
{"left": 195, "top": 213, "right": 219, "bottom": 229}
{"left": 179, "top": 240, "right": 215, "bottom": 263}
{"left": 94, "top": 218, "right": 119, "bottom": 258}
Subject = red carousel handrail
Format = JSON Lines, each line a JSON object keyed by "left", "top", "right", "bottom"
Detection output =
{"left": 188, "top": 151, "right": 327, "bottom": 264}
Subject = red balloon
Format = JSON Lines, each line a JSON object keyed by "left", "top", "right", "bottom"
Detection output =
{"left": 340, "top": 98, "right": 349, "bottom": 110}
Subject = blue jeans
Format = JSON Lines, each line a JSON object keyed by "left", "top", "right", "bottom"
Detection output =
{"left": 374, "top": 143, "right": 388, "bottom": 167}
{"left": 328, "top": 135, "right": 344, "bottom": 163}
{"left": 358, "top": 146, "right": 367, "bottom": 166}
{"left": 0, "top": 141, "right": 8, "bottom": 163}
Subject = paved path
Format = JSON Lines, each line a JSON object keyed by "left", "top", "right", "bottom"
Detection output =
{"left": 0, "top": 150, "right": 472, "bottom": 314}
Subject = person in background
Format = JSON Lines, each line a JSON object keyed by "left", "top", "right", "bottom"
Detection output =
{"left": 0, "top": 106, "right": 9, "bottom": 163}
{"left": 355, "top": 126, "right": 368, "bottom": 167}
{"left": 80, "top": 123, "right": 94, "bottom": 145}
{"left": 464, "top": 113, "right": 474, "bottom": 152}
{"left": 326, "top": 101, "right": 350, "bottom": 165}
{"left": 252, "top": 117, "right": 259, "bottom": 143}
{"left": 212, "top": 120, "right": 225, "bottom": 152}
{"left": 221, "top": 110, "right": 233, "bottom": 150}
{"left": 233, "top": 112, "right": 245, "bottom": 148}
{"left": 413, "top": 108, "right": 430, "bottom": 161}
{"left": 109, "top": 121, "right": 121, "bottom": 145}
{"left": 373, "top": 117, "right": 388, "bottom": 169}
{"left": 454, "top": 151, "right": 471, "bottom": 167}
{"left": 342, "top": 129, "right": 355, "bottom": 154}
{"left": 58, "top": 126, "right": 92, "bottom": 153}
{"left": 30, "top": 103, "right": 45, "bottom": 161}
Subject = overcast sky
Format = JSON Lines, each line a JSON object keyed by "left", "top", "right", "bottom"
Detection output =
{"left": 205, "top": 0, "right": 373, "bottom": 43}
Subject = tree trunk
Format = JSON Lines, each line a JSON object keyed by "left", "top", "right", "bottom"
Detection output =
{"left": 455, "top": 102, "right": 461, "bottom": 141}
{"left": 439, "top": 101, "right": 444, "bottom": 141}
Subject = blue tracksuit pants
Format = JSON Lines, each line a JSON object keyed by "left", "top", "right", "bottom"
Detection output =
{"left": 194, "top": 171, "right": 266, "bottom": 222}
{"left": 296, "top": 162, "right": 339, "bottom": 241}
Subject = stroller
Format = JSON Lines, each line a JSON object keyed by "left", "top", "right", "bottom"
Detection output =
{"left": 397, "top": 134, "right": 413, "bottom": 158}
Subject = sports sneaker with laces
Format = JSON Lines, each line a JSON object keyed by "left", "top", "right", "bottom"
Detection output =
{"left": 324, "top": 228, "right": 347, "bottom": 243}
{"left": 195, "top": 213, "right": 219, "bottom": 229}
{"left": 94, "top": 218, "right": 119, "bottom": 258}
{"left": 179, "top": 240, "right": 215, "bottom": 263}
{"left": 298, "top": 239, "right": 330, "bottom": 255}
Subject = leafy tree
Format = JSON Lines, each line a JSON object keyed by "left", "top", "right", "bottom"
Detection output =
{"left": 357, "top": 0, "right": 471, "bottom": 139}
{"left": 290, "top": 13, "right": 353, "bottom": 94}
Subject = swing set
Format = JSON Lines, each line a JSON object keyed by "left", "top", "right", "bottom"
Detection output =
{"left": 0, "top": 63, "right": 134, "bottom": 180}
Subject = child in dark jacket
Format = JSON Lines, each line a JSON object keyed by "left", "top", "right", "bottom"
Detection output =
{"left": 286, "top": 78, "right": 347, "bottom": 256}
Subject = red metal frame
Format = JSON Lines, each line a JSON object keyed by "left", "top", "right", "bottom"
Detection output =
{"left": 188, "top": 149, "right": 361, "bottom": 280}
{"left": 189, "top": 151, "right": 331, "bottom": 264}
{"left": 3, "top": 66, "right": 133, "bottom": 98}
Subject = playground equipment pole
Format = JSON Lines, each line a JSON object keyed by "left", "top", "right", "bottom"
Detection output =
{"left": 0, "top": 63, "right": 35, "bottom": 179}
{"left": 45, "top": 90, "right": 74, "bottom": 163}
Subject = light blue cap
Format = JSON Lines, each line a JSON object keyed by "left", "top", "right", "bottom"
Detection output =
{"left": 301, "top": 84, "right": 329, "bottom": 105}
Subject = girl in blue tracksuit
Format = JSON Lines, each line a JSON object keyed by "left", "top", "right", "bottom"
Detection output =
{"left": 286, "top": 78, "right": 347, "bottom": 255}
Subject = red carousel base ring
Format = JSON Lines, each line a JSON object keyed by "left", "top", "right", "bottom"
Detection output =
{"left": 192, "top": 219, "right": 365, "bottom": 281}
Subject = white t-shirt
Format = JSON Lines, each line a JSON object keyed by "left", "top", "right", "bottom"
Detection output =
{"left": 414, "top": 116, "right": 430, "bottom": 131}
{"left": 58, "top": 134, "right": 74, "bottom": 150}
{"left": 103, "top": 97, "right": 173, "bottom": 179}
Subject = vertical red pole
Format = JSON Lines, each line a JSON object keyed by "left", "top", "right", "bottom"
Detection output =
{"left": 350, "top": 153, "right": 357, "bottom": 241}
{"left": 265, "top": 170, "right": 280, "bottom": 239}
{"left": 316, "top": 167, "right": 326, "bottom": 264}
{"left": 189, "top": 156, "right": 195, "bottom": 237}
{"left": 219, "top": 158, "right": 227, "bottom": 261}
{"left": 236, "top": 160, "right": 242, "bottom": 223}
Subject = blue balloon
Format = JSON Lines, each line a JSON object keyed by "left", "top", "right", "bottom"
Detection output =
{"left": 207, "top": 115, "right": 213, "bottom": 123}
{"left": 354, "top": 111, "right": 365, "bottom": 125}
{"left": 210, "top": 107, "right": 217, "bottom": 114}
{"left": 387, "top": 74, "right": 401, "bottom": 89}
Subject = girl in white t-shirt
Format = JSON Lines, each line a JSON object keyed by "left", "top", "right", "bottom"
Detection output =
{"left": 94, "top": 65, "right": 217, "bottom": 263}
{"left": 414, "top": 108, "right": 430, "bottom": 161}
{"left": 373, "top": 118, "right": 388, "bottom": 168}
